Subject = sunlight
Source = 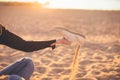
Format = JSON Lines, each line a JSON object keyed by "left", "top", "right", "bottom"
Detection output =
{"left": 37, "top": 0, "right": 48, "bottom": 4}
{"left": 0, "top": 0, "right": 120, "bottom": 10}
{"left": 47, "top": 0, "right": 120, "bottom": 10}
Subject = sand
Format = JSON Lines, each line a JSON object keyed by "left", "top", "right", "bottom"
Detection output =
{"left": 0, "top": 6, "right": 120, "bottom": 80}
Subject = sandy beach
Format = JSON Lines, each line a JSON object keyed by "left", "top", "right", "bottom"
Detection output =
{"left": 0, "top": 5, "right": 120, "bottom": 80}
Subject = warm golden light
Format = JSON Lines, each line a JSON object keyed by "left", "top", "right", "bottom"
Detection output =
{"left": 37, "top": 0, "right": 48, "bottom": 4}
{"left": 47, "top": 0, "right": 120, "bottom": 10}
{"left": 0, "top": 0, "right": 120, "bottom": 10}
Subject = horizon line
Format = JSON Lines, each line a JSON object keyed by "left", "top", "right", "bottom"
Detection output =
{"left": 0, "top": 1, "right": 120, "bottom": 11}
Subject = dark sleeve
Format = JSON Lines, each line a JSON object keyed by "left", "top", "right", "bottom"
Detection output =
{"left": 0, "top": 26, "right": 56, "bottom": 52}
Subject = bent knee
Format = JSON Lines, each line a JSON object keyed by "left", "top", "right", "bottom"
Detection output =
{"left": 20, "top": 57, "right": 34, "bottom": 68}
{"left": 22, "top": 57, "right": 33, "bottom": 63}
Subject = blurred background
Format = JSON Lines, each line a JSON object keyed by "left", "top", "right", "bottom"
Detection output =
{"left": 0, "top": 0, "right": 120, "bottom": 10}
{"left": 0, "top": 0, "right": 120, "bottom": 80}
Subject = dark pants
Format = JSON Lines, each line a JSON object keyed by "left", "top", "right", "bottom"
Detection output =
{"left": 0, "top": 57, "right": 34, "bottom": 80}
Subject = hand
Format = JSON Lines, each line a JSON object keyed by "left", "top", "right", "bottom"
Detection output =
{"left": 51, "top": 37, "right": 72, "bottom": 46}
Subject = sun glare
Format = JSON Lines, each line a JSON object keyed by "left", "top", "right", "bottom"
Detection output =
{"left": 0, "top": 0, "right": 120, "bottom": 10}
{"left": 47, "top": 0, "right": 120, "bottom": 10}
{"left": 37, "top": 0, "right": 48, "bottom": 4}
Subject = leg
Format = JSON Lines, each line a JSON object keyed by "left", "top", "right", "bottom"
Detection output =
{"left": 0, "top": 57, "right": 34, "bottom": 80}
{"left": 8, "top": 75, "right": 22, "bottom": 80}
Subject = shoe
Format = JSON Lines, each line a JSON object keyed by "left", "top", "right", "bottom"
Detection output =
{"left": 55, "top": 27, "right": 86, "bottom": 45}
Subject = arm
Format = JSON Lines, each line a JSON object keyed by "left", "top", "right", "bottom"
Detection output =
{"left": 0, "top": 25, "right": 56, "bottom": 52}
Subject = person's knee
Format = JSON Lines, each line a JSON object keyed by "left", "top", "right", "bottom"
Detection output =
{"left": 22, "top": 57, "right": 33, "bottom": 63}
{"left": 19, "top": 57, "right": 34, "bottom": 80}
{"left": 22, "top": 57, "right": 34, "bottom": 70}
{"left": 8, "top": 75, "right": 24, "bottom": 80}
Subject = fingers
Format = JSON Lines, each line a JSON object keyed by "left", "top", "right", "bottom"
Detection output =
{"left": 51, "top": 37, "right": 72, "bottom": 47}
{"left": 62, "top": 37, "right": 72, "bottom": 45}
